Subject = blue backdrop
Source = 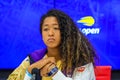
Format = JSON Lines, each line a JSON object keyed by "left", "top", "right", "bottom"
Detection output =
{"left": 0, "top": 0, "right": 120, "bottom": 70}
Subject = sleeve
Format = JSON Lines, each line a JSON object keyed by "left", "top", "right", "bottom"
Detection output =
{"left": 52, "top": 63, "right": 95, "bottom": 80}
{"left": 7, "top": 56, "right": 30, "bottom": 80}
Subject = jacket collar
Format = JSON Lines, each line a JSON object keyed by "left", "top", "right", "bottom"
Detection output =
{"left": 29, "top": 48, "right": 47, "bottom": 63}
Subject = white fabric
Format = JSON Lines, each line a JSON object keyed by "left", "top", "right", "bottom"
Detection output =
{"left": 52, "top": 70, "right": 71, "bottom": 80}
{"left": 24, "top": 70, "right": 32, "bottom": 80}
{"left": 52, "top": 63, "right": 95, "bottom": 80}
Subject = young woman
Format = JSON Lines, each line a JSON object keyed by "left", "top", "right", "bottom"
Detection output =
{"left": 8, "top": 9, "right": 97, "bottom": 80}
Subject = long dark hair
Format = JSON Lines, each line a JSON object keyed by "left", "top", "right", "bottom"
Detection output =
{"left": 40, "top": 9, "right": 97, "bottom": 76}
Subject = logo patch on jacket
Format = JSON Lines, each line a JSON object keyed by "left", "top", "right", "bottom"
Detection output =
{"left": 77, "top": 67, "right": 85, "bottom": 72}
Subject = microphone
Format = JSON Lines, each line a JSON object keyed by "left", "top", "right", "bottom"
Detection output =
{"left": 31, "top": 68, "right": 41, "bottom": 80}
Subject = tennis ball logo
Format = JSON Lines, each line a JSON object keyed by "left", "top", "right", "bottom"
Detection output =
{"left": 77, "top": 16, "right": 95, "bottom": 26}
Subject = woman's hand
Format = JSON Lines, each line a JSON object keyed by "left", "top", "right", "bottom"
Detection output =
{"left": 27, "top": 57, "right": 56, "bottom": 73}
{"left": 40, "top": 63, "right": 56, "bottom": 77}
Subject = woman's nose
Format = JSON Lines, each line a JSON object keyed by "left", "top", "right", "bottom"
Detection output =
{"left": 48, "top": 29, "right": 54, "bottom": 36}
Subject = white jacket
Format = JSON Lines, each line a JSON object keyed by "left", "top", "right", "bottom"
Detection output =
{"left": 52, "top": 63, "right": 95, "bottom": 80}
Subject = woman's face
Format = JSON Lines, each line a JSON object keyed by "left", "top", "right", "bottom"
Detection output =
{"left": 42, "top": 16, "right": 61, "bottom": 49}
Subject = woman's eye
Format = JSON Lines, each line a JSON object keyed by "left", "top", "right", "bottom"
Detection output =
{"left": 43, "top": 28, "right": 49, "bottom": 31}
{"left": 54, "top": 27, "right": 60, "bottom": 30}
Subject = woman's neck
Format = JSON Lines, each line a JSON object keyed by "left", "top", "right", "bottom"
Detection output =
{"left": 47, "top": 48, "right": 61, "bottom": 61}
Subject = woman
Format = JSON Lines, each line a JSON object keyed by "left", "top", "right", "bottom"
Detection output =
{"left": 8, "top": 9, "right": 97, "bottom": 80}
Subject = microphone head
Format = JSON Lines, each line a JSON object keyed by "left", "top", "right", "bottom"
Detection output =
{"left": 31, "top": 68, "right": 39, "bottom": 74}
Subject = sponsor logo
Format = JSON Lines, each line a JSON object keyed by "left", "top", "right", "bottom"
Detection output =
{"left": 77, "top": 67, "right": 85, "bottom": 72}
{"left": 77, "top": 16, "right": 100, "bottom": 35}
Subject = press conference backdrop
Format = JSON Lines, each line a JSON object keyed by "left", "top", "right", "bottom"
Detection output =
{"left": 0, "top": 0, "right": 120, "bottom": 70}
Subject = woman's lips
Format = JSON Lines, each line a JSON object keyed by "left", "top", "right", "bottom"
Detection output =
{"left": 48, "top": 38, "right": 55, "bottom": 42}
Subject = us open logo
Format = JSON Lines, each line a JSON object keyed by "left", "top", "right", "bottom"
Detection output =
{"left": 77, "top": 16, "right": 100, "bottom": 35}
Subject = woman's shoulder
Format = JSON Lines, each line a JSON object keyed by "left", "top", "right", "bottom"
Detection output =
{"left": 72, "top": 63, "right": 95, "bottom": 80}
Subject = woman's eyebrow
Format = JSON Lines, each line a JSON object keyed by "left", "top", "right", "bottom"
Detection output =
{"left": 43, "top": 24, "right": 49, "bottom": 26}
{"left": 52, "top": 23, "right": 58, "bottom": 25}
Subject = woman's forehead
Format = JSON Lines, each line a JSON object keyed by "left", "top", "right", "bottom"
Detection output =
{"left": 43, "top": 16, "right": 58, "bottom": 24}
